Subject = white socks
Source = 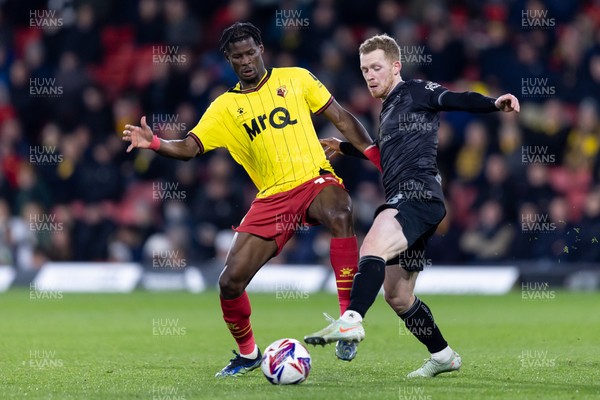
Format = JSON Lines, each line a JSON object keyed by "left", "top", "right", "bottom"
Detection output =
{"left": 341, "top": 310, "right": 363, "bottom": 323}
{"left": 240, "top": 344, "right": 258, "bottom": 359}
{"left": 431, "top": 346, "right": 453, "bottom": 363}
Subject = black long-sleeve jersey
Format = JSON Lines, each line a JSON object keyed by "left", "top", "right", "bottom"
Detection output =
{"left": 377, "top": 79, "right": 498, "bottom": 202}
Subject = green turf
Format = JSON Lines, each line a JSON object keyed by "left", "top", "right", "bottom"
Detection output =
{"left": 1, "top": 289, "right": 599, "bottom": 399}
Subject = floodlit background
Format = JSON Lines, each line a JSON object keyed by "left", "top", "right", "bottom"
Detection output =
{"left": 0, "top": 0, "right": 599, "bottom": 292}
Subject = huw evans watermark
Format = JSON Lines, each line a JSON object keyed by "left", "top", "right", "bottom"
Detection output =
{"left": 30, "top": 9, "right": 63, "bottom": 29}
{"left": 275, "top": 282, "right": 309, "bottom": 301}
{"left": 399, "top": 317, "right": 433, "bottom": 337}
{"left": 26, "top": 350, "right": 64, "bottom": 368}
{"left": 275, "top": 9, "right": 309, "bottom": 28}
{"left": 521, "top": 9, "right": 555, "bottom": 29}
{"left": 29, "top": 283, "right": 63, "bottom": 300}
{"left": 152, "top": 46, "right": 187, "bottom": 64}
{"left": 521, "top": 282, "right": 555, "bottom": 300}
{"left": 275, "top": 214, "right": 309, "bottom": 233}
{"left": 151, "top": 385, "right": 186, "bottom": 400}
{"left": 398, "top": 387, "right": 431, "bottom": 400}
{"left": 519, "top": 349, "right": 556, "bottom": 368}
{"left": 399, "top": 46, "right": 432, "bottom": 65}
{"left": 152, "top": 318, "right": 186, "bottom": 336}
{"left": 151, "top": 114, "right": 187, "bottom": 134}
{"left": 398, "top": 113, "right": 435, "bottom": 133}
{"left": 521, "top": 146, "right": 556, "bottom": 165}
{"left": 521, "top": 77, "right": 556, "bottom": 98}
{"left": 396, "top": 181, "right": 433, "bottom": 201}
{"left": 152, "top": 250, "right": 187, "bottom": 270}
{"left": 521, "top": 213, "right": 556, "bottom": 233}
{"left": 29, "top": 214, "right": 63, "bottom": 232}
{"left": 152, "top": 181, "right": 187, "bottom": 201}
{"left": 30, "top": 78, "right": 63, "bottom": 97}
{"left": 30, "top": 146, "right": 63, "bottom": 165}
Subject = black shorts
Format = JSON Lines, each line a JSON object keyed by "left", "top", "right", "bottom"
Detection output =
{"left": 374, "top": 198, "right": 446, "bottom": 271}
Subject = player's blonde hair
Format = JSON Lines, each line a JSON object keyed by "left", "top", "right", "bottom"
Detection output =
{"left": 359, "top": 34, "right": 400, "bottom": 62}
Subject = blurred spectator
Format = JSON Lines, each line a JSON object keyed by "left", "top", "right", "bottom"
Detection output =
{"left": 0, "top": 0, "right": 597, "bottom": 267}
{"left": 529, "top": 197, "right": 576, "bottom": 262}
{"left": 460, "top": 200, "right": 515, "bottom": 262}
{"left": 135, "top": 0, "right": 165, "bottom": 45}
{"left": 475, "top": 153, "right": 517, "bottom": 219}
{"left": 564, "top": 98, "right": 600, "bottom": 172}
{"left": 60, "top": 4, "right": 103, "bottom": 65}
{"left": 576, "top": 186, "right": 600, "bottom": 262}
{"left": 454, "top": 120, "right": 490, "bottom": 183}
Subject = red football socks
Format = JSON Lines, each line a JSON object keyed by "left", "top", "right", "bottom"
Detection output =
{"left": 220, "top": 291, "right": 256, "bottom": 355}
{"left": 330, "top": 236, "right": 359, "bottom": 315}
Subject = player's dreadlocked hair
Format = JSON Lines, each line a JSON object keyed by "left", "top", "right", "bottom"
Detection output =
{"left": 219, "top": 22, "right": 263, "bottom": 55}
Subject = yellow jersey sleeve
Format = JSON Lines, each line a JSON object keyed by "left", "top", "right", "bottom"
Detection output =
{"left": 187, "top": 100, "right": 226, "bottom": 154}
{"left": 300, "top": 68, "right": 334, "bottom": 115}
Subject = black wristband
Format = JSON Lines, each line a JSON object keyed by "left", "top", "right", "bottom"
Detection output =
{"left": 339, "top": 141, "right": 368, "bottom": 159}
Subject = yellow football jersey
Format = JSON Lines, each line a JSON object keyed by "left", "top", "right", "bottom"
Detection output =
{"left": 187, "top": 67, "right": 338, "bottom": 198}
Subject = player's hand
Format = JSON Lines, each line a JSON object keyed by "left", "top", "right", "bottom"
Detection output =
{"left": 122, "top": 116, "right": 154, "bottom": 152}
{"left": 495, "top": 94, "right": 520, "bottom": 113}
{"left": 320, "top": 137, "right": 342, "bottom": 160}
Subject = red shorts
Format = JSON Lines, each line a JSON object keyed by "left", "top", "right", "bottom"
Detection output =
{"left": 234, "top": 174, "right": 345, "bottom": 255}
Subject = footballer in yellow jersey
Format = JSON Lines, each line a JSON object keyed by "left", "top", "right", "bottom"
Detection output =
{"left": 187, "top": 66, "right": 338, "bottom": 198}
{"left": 123, "top": 22, "right": 380, "bottom": 376}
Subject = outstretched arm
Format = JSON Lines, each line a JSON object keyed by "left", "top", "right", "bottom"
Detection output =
{"left": 122, "top": 116, "right": 200, "bottom": 161}
{"left": 321, "top": 100, "right": 381, "bottom": 170}
{"left": 438, "top": 91, "right": 520, "bottom": 113}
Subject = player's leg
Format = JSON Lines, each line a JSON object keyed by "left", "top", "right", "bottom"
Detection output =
{"left": 307, "top": 184, "right": 358, "bottom": 315}
{"left": 306, "top": 183, "right": 359, "bottom": 360}
{"left": 383, "top": 258, "right": 461, "bottom": 377}
{"left": 304, "top": 208, "right": 406, "bottom": 345}
{"left": 215, "top": 232, "right": 277, "bottom": 377}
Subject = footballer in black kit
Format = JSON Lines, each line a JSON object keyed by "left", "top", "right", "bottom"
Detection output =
{"left": 375, "top": 78, "right": 500, "bottom": 267}
{"left": 339, "top": 78, "right": 502, "bottom": 269}
{"left": 306, "top": 33, "right": 519, "bottom": 378}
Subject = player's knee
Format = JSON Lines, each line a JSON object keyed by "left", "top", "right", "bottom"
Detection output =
{"left": 384, "top": 291, "right": 413, "bottom": 314}
{"left": 325, "top": 206, "right": 353, "bottom": 236}
{"left": 218, "top": 273, "right": 246, "bottom": 299}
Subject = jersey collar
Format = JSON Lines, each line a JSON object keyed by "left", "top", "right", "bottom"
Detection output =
{"left": 229, "top": 68, "right": 272, "bottom": 93}
{"left": 383, "top": 80, "right": 406, "bottom": 107}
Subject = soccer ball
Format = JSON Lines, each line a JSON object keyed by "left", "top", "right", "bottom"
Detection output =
{"left": 261, "top": 338, "right": 311, "bottom": 385}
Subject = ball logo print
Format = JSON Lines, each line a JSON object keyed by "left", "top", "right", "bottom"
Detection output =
{"left": 261, "top": 338, "right": 311, "bottom": 384}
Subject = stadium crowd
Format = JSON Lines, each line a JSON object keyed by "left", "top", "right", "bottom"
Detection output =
{"left": 1, "top": 0, "right": 600, "bottom": 271}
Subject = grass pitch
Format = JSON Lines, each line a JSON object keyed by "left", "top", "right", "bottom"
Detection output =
{"left": 1, "top": 289, "right": 599, "bottom": 399}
